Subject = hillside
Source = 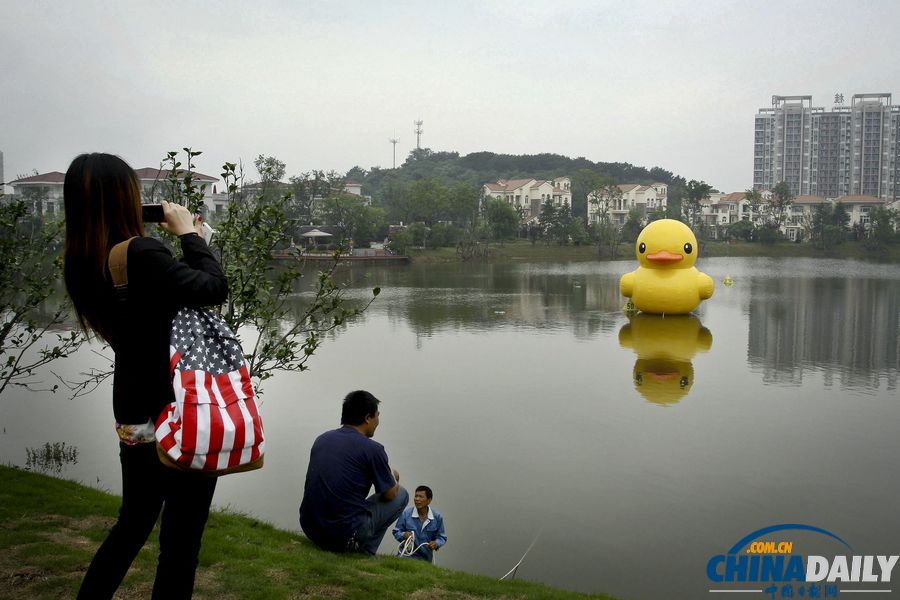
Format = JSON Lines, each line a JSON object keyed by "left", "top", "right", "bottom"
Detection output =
{"left": 349, "top": 149, "right": 687, "bottom": 218}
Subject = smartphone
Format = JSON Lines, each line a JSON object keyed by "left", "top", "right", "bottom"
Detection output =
{"left": 141, "top": 204, "right": 165, "bottom": 223}
{"left": 201, "top": 221, "right": 215, "bottom": 244}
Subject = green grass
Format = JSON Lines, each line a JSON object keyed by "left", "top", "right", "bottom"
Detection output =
{"left": 0, "top": 466, "right": 613, "bottom": 599}
{"left": 407, "top": 239, "right": 900, "bottom": 263}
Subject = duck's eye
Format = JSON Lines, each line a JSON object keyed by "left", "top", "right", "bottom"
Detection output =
{"left": 635, "top": 373, "right": 643, "bottom": 385}
{"left": 683, "top": 243, "right": 693, "bottom": 254}
{"left": 679, "top": 376, "right": 689, "bottom": 388}
{"left": 638, "top": 242, "right": 646, "bottom": 253}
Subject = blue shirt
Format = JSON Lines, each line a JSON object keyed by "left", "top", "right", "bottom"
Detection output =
{"left": 392, "top": 506, "right": 446, "bottom": 562}
{"left": 299, "top": 426, "right": 396, "bottom": 551}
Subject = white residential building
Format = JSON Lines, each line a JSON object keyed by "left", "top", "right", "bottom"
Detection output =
{"left": 9, "top": 167, "right": 221, "bottom": 216}
{"left": 697, "top": 191, "right": 754, "bottom": 231}
{"left": 134, "top": 167, "right": 220, "bottom": 214}
{"left": 697, "top": 191, "right": 894, "bottom": 241}
{"left": 483, "top": 176, "right": 572, "bottom": 220}
{"left": 343, "top": 179, "right": 372, "bottom": 205}
{"left": 8, "top": 171, "right": 66, "bottom": 215}
{"left": 587, "top": 183, "right": 668, "bottom": 226}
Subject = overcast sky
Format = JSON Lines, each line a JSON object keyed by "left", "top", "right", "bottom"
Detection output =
{"left": 3, "top": 0, "right": 899, "bottom": 193}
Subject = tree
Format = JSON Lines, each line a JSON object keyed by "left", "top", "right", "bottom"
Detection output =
{"left": 254, "top": 154, "right": 286, "bottom": 183}
{"left": 387, "top": 228, "right": 413, "bottom": 255}
{"left": 727, "top": 219, "right": 755, "bottom": 242}
{"left": 288, "top": 170, "right": 342, "bottom": 227}
{"left": 767, "top": 182, "right": 793, "bottom": 228}
{"left": 320, "top": 192, "right": 386, "bottom": 245}
{"left": 806, "top": 201, "right": 851, "bottom": 251}
{"left": 570, "top": 169, "right": 605, "bottom": 219}
{"left": 552, "top": 202, "right": 574, "bottom": 245}
{"left": 647, "top": 206, "right": 667, "bottom": 223}
{"left": 831, "top": 202, "right": 850, "bottom": 232}
{"left": 665, "top": 176, "right": 686, "bottom": 219}
{"left": 682, "top": 180, "right": 712, "bottom": 234}
{"left": 0, "top": 199, "right": 84, "bottom": 396}
{"left": 446, "top": 183, "right": 480, "bottom": 227}
{"left": 408, "top": 177, "right": 448, "bottom": 226}
{"left": 621, "top": 208, "right": 643, "bottom": 243}
{"left": 538, "top": 199, "right": 560, "bottom": 244}
{"left": 482, "top": 197, "right": 519, "bottom": 243}
{"left": 743, "top": 188, "right": 764, "bottom": 224}
{"left": 210, "top": 154, "right": 379, "bottom": 385}
{"left": 588, "top": 184, "right": 624, "bottom": 258}
{"left": 865, "top": 206, "right": 898, "bottom": 250}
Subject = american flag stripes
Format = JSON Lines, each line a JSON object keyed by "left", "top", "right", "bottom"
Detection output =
{"left": 156, "top": 308, "right": 265, "bottom": 475}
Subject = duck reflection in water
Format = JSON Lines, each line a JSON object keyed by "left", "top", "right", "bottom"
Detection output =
{"left": 618, "top": 313, "right": 713, "bottom": 405}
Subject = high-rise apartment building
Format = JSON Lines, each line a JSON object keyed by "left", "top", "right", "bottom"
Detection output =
{"left": 753, "top": 93, "right": 899, "bottom": 200}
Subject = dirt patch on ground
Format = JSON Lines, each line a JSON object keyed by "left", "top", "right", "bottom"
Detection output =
{"left": 191, "top": 563, "right": 250, "bottom": 600}
{"left": 0, "top": 514, "right": 103, "bottom": 598}
{"left": 408, "top": 590, "right": 524, "bottom": 600}
{"left": 266, "top": 567, "right": 291, "bottom": 584}
{"left": 289, "top": 584, "right": 347, "bottom": 598}
{"left": 0, "top": 563, "right": 84, "bottom": 599}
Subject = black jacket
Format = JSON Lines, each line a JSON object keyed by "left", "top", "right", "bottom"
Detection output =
{"left": 109, "top": 233, "right": 227, "bottom": 424}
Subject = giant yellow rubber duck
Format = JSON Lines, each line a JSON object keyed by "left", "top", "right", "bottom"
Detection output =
{"left": 618, "top": 314, "right": 713, "bottom": 405}
{"left": 619, "top": 219, "right": 714, "bottom": 314}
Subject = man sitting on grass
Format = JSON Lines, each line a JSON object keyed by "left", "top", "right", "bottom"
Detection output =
{"left": 299, "top": 390, "right": 408, "bottom": 554}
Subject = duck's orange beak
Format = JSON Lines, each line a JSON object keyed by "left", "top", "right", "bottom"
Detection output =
{"left": 646, "top": 250, "right": 683, "bottom": 264}
{"left": 647, "top": 370, "right": 680, "bottom": 381}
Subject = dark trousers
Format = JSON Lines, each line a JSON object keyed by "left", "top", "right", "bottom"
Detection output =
{"left": 77, "top": 442, "right": 217, "bottom": 600}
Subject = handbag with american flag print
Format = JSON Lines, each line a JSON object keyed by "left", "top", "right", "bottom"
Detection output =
{"left": 109, "top": 238, "right": 265, "bottom": 476}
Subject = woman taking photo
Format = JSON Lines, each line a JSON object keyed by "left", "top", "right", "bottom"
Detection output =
{"left": 63, "top": 153, "right": 227, "bottom": 599}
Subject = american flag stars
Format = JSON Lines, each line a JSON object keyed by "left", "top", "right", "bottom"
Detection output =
{"left": 171, "top": 308, "right": 246, "bottom": 375}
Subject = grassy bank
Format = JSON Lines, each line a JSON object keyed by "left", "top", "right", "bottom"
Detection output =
{"left": 0, "top": 466, "right": 612, "bottom": 599}
{"left": 406, "top": 240, "right": 900, "bottom": 263}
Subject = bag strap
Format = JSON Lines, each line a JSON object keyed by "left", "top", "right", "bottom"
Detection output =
{"left": 108, "top": 237, "right": 138, "bottom": 289}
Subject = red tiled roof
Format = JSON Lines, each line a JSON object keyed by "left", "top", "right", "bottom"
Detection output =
{"left": 617, "top": 184, "right": 640, "bottom": 192}
{"left": 134, "top": 167, "right": 217, "bottom": 182}
{"left": 721, "top": 192, "right": 746, "bottom": 203}
{"left": 836, "top": 195, "right": 883, "bottom": 204}
{"left": 10, "top": 171, "right": 65, "bottom": 184}
{"left": 792, "top": 195, "right": 827, "bottom": 204}
{"left": 485, "top": 178, "right": 535, "bottom": 192}
{"left": 503, "top": 178, "right": 535, "bottom": 190}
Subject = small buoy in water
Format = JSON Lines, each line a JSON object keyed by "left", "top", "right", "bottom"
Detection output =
{"left": 723, "top": 275, "right": 734, "bottom": 286}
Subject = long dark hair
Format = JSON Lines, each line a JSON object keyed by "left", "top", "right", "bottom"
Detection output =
{"left": 63, "top": 153, "right": 144, "bottom": 343}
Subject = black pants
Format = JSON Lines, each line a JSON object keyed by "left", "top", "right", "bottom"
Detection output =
{"left": 77, "top": 442, "right": 217, "bottom": 600}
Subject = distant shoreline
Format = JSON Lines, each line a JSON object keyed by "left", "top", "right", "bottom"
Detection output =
{"left": 405, "top": 240, "right": 900, "bottom": 264}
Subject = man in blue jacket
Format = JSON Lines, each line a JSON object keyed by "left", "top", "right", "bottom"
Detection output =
{"left": 392, "top": 485, "right": 446, "bottom": 562}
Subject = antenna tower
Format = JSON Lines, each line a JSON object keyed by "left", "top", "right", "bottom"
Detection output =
{"left": 389, "top": 137, "right": 399, "bottom": 169}
{"left": 414, "top": 119, "right": 423, "bottom": 150}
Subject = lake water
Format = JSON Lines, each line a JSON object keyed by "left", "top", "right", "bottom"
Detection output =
{"left": 2, "top": 256, "right": 899, "bottom": 599}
